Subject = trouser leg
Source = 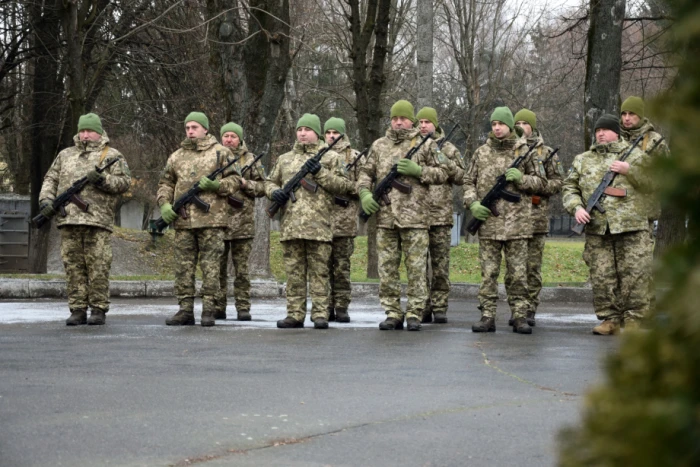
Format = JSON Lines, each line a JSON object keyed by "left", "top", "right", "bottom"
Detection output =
{"left": 378, "top": 228, "right": 402, "bottom": 320}
{"left": 307, "top": 240, "right": 332, "bottom": 321}
{"left": 282, "top": 240, "right": 308, "bottom": 322}
{"left": 402, "top": 228, "right": 429, "bottom": 321}
{"left": 428, "top": 225, "right": 451, "bottom": 314}
{"left": 198, "top": 228, "right": 225, "bottom": 314}
{"left": 584, "top": 234, "right": 621, "bottom": 322}
{"left": 214, "top": 240, "right": 231, "bottom": 311}
{"left": 616, "top": 230, "right": 653, "bottom": 322}
{"left": 60, "top": 226, "right": 89, "bottom": 311}
{"left": 174, "top": 229, "right": 198, "bottom": 312}
{"left": 331, "top": 236, "right": 354, "bottom": 310}
{"left": 504, "top": 239, "right": 529, "bottom": 320}
{"left": 526, "top": 233, "right": 547, "bottom": 314}
{"left": 230, "top": 238, "right": 253, "bottom": 312}
{"left": 478, "top": 239, "right": 503, "bottom": 319}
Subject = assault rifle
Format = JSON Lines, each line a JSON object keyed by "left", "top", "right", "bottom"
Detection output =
{"left": 334, "top": 148, "right": 369, "bottom": 208}
{"left": 571, "top": 135, "right": 663, "bottom": 235}
{"left": 358, "top": 132, "right": 434, "bottom": 223}
{"left": 465, "top": 141, "right": 539, "bottom": 235}
{"left": 437, "top": 124, "right": 460, "bottom": 150}
{"left": 32, "top": 157, "right": 120, "bottom": 229}
{"left": 227, "top": 145, "right": 269, "bottom": 209}
{"left": 154, "top": 152, "right": 239, "bottom": 232}
{"left": 266, "top": 134, "right": 345, "bottom": 218}
{"left": 531, "top": 147, "right": 559, "bottom": 206}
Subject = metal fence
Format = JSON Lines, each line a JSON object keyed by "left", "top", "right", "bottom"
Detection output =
{"left": 0, "top": 194, "right": 30, "bottom": 272}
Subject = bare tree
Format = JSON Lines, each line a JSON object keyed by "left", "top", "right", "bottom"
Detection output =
{"left": 416, "top": 0, "right": 433, "bottom": 108}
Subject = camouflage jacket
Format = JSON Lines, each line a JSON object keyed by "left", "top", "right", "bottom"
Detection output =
{"left": 156, "top": 134, "right": 240, "bottom": 230}
{"left": 264, "top": 140, "right": 354, "bottom": 242}
{"left": 562, "top": 139, "right": 653, "bottom": 235}
{"left": 428, "top": 129, "right": 466, "bottom": 227}
{"left": 225, "top": 141, "right": 267, "bottom": 240}
{"left": 521, "top": 131, "right": 564, "bottom": 234}
{"left": 463, "top": 132, "right": 547, "bottom": 240}
{"left": 331, "top": 136, "right": 363, "bottom": 238}
{"left": 39, "top": 132, "right": 131, "bottom": 232}
{"left": 357, "top": 127, "right": 450, "bottom": 229}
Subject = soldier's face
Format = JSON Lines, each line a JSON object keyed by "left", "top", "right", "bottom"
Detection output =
{"left": 325, "top": 130, "right": 341, "bottom": 145}
{"left": 186, "top": 122, "right": 207, "bottom": 139}
{"left": 418, "top": 119, "right": 435, "bottom": 136}
{"left": 491, "top": 121, "right": 510, "bottom": 139}
{"left": 391, "top": 116, "right": 413, "bottom": 130}
{"left": 296, "top": 127, "right": 318, "bottom": 144}
{"left": 79, "top": 130, "right": 101, "bottom": 142}
{"left": 621, "top": 111, "right": 641, "bottom": 129}
{"left": 515, "top": 121, "right": 532, "bottom": 137}
{"left": 595, "top": 128, "right": 619, "bottom": 144}
{"left": 222, "top": 132, "right": 240, "bottom": 149}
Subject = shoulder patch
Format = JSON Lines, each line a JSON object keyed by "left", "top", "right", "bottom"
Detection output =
{"left": 537, "top": 160, "right": 546, "bottom": 178}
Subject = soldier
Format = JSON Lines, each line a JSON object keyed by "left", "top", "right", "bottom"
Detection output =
{"left": 39, "top": 113, "right": 131, "bottom": 325}
{"left": 463, "top": 107, "right": 546, "bottom": 334}
{"left": 264, "top": 114, "right": 354, "bottom": 329}
{"left": 415, "top": 107, "right": 465, "bottom": 324}
{"left": 357, "top": 100, "right": 450, "bottom": 332}
{"left": 157, "top": 112, "right": 240, "bottom": 327}
{"left": 213, "top": 122, "right": 266, "bottom": 321}
{"left": 563, "top": 114, "right": 653, "bottom": 334}
{"left": 325, "top": 117, "right": 363, "bottom": 323}
{"left": 512, "top": 109, "right": 564, "bottom": 327}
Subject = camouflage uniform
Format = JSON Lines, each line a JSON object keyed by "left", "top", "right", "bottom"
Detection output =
{"left": 264, "top": 140, "right": 354, "bottom": 322}
{"left": 562, "top": 139, "right": 654, "bottom": 323}
{"left": 157, "top": 134, "right": 240, "bottom": 318}
{"left": 463, "top": 131, "right": 546, "bottom": 320}
{"left": 357, "top": 127, "right": 449, "bottom": 321}
{"left": 39, "top": 132, "right": 131, "bottom": 315}
{"left": 214, "top": 141, "right": 267, "bottom": 317}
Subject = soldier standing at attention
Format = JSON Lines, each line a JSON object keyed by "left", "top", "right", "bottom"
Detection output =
{"left": 157, "top": 112, "right": 240, "bottom": 327}
{"left": 356, "top": 100, "right": 449, "bottom": 332}
{"left": 324, "top": 117, "right": 362, "bottom": 323}
{"left": 39, "top": 113, "right": 131, "bottom": 326}
{"left": 562, "top": 114, "right": 653, "bottom": 334}
{"left": 415, "top": 107, "right": 465, "bottom": 324}
{"left": 464, "top": 107, "right": 546, "bottom": 335}
{"left": 512, "top": 109, "right": 564, "bottom": 327}
{"left": 264, "top": 114, "right": 354, "bottom": 329}
{"left": 213, "top": 122, "right": 266, "bottom": 321}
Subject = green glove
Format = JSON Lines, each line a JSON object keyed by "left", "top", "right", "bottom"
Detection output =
{"left": 396, "top": 159, "right": 422, "bottom": 178}
{"left": 469, "top": 201, "right": 492, "bottom": 221}
{"left": 505, "top": 168, "right": 523, "bottom": 183}
{"left": 359, "top": 189, "right": 380, "bottom": 215}
{"left": 199, "top": 176, "right": 220, "bottom": 192}
{"left": 160, "top": 203, "right": 178, "bottom": 224}
{"left": 40, "top": 203, "right": 56, "bottom": 218}
{"left": 87, "top": 170, "right": 105, "bottom": 185}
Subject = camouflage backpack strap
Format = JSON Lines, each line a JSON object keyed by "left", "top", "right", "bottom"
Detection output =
{"left": 98, "top": 145, "right": 110, "bottom": 164}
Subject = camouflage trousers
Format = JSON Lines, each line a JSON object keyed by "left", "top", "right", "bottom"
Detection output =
{"left": 173, "top": 228, "right": 225, "bottom": 313}
{"left": 282, "top": 239, "right": 332, "bottom": 322}
{"left": 214, "top": 238, "right": 253, "bottom": 312}
{"left": 478, "top": 238, "right": 529, "bottom": 319}
{"left": 583, "top": 230, "right": 652, "bottom": 322}
{"left": 647, "top": 221, "right": 657, "bottom": 313}
{"left": 526, "top": 233, "right": 547, "bottom": 314}
{"left": 60, "top": 225, "right": 112, "bottom": 312}
{"left": 329, "top": 236, "right": 355, "bottom": 310}
{"left": 377, "top": 227, "right": 429, "bottom": 321}
{"left": 427, "top": 225, "right": 452, "bottom": 314}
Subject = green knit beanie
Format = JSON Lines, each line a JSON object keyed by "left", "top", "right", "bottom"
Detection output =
{"left": 324, "top": 117, "right": 346, "bottom": 135}
{"left": 220, "top": 122, "right": 244, "bottom": 140}
{"left": 390, "top": 100, "right": 415, "bottom": 122}
{"left": 184, "top": 112, "right": 209, "bottom": 130}
{"left": 77, "top": 113, "right": 103, "bottom": 135}
{"left": 595, "top": 113, "right": 621, "bottom": 135}
{"left": 490, "top": 107, "right": 514, "bottom": 131}
{"left": 514, "top": 109, "right": 536, "bottom": 130}
{"left": 416, "top": 107, "right": 439, "bottom": 129}
{"left": 621, "top": 96, "right": 645, "bottom": 119}
{"left": 296, "top": 113, "right": 322, "bottom": 137}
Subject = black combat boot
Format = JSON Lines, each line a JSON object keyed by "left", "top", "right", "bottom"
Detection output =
{"left": 433, "top": 312, "right": 448, "bottom": 324}
{"left": 508, "top": 314, "right": 515, "bottom": 326}
{"left": 165, "top": 310, "right": 195, "bottom": 326}
{"left": 66, "top": 309, "right": 87, "bottom": 326}
{"left": 277, "top": 316, "right": 304, "bottom": 328}
{"left": 379, "top": 317, "right": 404, "bottom": 330}
{"left": 313, "top": 318, "right": 329, "bottom": 329}
{"left": 328, "top": 308, "right": 336, "bottom": 322}
{"left": 512, "top": 317, "right": 532, "bottom": 334}
{"left": 406, "top": 318, "right": 422, "bottom": 331}
{"left": 472, "top": 316, "right": 496, "bottom": 333}
{"left": 334, "top": 308, "right": 350, "bottom": 323}
{"left": 87, "top": 309, "right": 106, "bottom": 325}
{"left": 526, "top": 311, "right": 536, "bottom": 327}
{"left": 201, "top": 309, "right": 216, "bottom": 327}
{"left": 421, "top": 312, "right": 433, "bottom": 324}
{"left": 237, "top": 310, "right": 252, "bottom": 321}
{"left": 214, "top": 309, "right": 227, "bottom": 320}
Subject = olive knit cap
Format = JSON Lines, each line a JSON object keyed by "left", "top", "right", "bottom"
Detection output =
{"left": 185, "top": 112, "right": 209, "bottom": 130}
{"left": 390, "top": 100, "right": 415, "bottom": 122}
{"left": 77, "top": 113, "right": 103, "bottom": 135}
{"left": 324, "top": 117, "right": 346, "bottom": 135}
{"left": 490, "top": 106, "right": 515, "bottom": 131}
{"left": 595, "top": 113, "right": 621, "bottom": 135}
{"left": 297, "top": 113, "right": 322, "bottom": 137}
{"left": 514, "top": 109, "right": 536, "bottom": 130}
{"left": 220, "top": 122, "right": 244, "bottom": 140}
{"left": 621, "top": 96, "right": 645, "bottom": 119}
{"left": 416, "top": 107, "right": 439, "bottom": 129}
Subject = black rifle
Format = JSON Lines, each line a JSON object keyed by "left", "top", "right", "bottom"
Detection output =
{"left": 359, "top": 132, "right": 433, "bottom": 223}
{"left": 543, "top": 147, "right": 560, "bottom": 165}
{"left": 154, "top": 152, "right": 239, "bottom": 232}
{"left": 266, "top": 134, "right": 345, "bottom": 218}
{"left": 227, "top": 146, "right": 269, "bottom": 209}
{"left": 32, "top": 158, "right": 120, "bottom": 229}
{"left": 334, "top": 148, "right": 369, "bottom": 208}
{"left": 437, "top": 124, "right": 460, "bottom": 150}
{"left": 465, "top": 141, "right": 539, "bottom": 235}
{"left": 572, "top": 135, "right": 662, "bottom": 235}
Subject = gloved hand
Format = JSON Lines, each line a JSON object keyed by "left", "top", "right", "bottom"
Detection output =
{"left": 469, "top": 201, "right": 492, "bottom": 221}
{"left": 160, "top": 203, "right": 178, "bottom": 224}
{"left": 505, "top": 168, "right": 523, "bottom": 183}
{"left": 359, "top": 189, "right": 380, "bottom": 215}
{"left": 87, "top": 170, "right": 105, "bottom": 185}
{"left": 199, "top": 176, "right": 220, "bottom": 192}
{"left": 396, "top": 159, "right": 422, "bottom": 178}
{"left": 40, "top": 203, "right": 56, "bottom": 218}
{"left": 271, "top": 189, "right": 290, "bottom": 206}
{"left": 302, "top": 158, "right": 322, "bottom": 175}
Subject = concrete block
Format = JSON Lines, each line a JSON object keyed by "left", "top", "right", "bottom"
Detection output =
{"left": 110, "top": 281, "right": 145, "bottom": 297}
{"left": 29, "top": 280, "right": 66, "bottom": 298}
{"left": 0, "top": 279, "right": 30, "bottom": 298}
{"left": 145, "top": 281, "right": 174, "bottom": 297}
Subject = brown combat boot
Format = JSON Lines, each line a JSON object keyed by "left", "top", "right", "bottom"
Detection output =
{"left": 214, "top": 309, "right": 227, "bottom": 320}
{"left": 237, "top": 310, "right": 252, "bottom": 321}
{"left": 623, "top": 319, "right": 642, "bottom": 331}
{"left": 66, "top": 309, "right": 87, "bottom": 326}
{"left": 472, "top": 316, "right": 496, "bottom": 333}
{"left": 592, "top": 320, "right": 620, "bottom": 335}
{"left": 335, "top": 308, "right": 350, "bottom": 323}
{"left": 165, "top": 310, "right": 195, "bottom": 326}
{"left": 277, "top": 316, "right": 304, "bottom": 328}
{"left": 379, "top": 317, "right": 404, "bottom": 330}
{"left": 512, "top": 317, "right": 532, "bottom": 334}
{"left": 87, "top": 309, "right": 106, "bottom": 325}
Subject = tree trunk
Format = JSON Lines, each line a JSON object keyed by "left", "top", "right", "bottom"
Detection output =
{"left": 416, "top": 0, "right": 434, "bottom": 109}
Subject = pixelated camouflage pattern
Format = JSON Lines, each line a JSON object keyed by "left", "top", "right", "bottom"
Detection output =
{"left": 526, "top": 233, "right": 547, "bottom": 313}
{"left": 428, "top": 225, "right": 452, "bottom": 313}
{"left": 463, "top": 132, "right": 546, "bottom": 240}
{"left": 331, "top": 135, "right": 362, "bottom": 237}
{"left": 264, "top": 140, "right": 354, "bottom": 242}
{"left": 215, "top": 238, "right": 254, "bottom": 312}
{"left": 156, "top": 134, "right": 240, "bottom": 230}
{"left": 478, "top": 238, "right": 529, "bottom": 319}
{"left": 282, "top": 239, "right": 332, "bottom": 322}
{"left": 225, "top": 141, "right": 267, "bottom": 240}
{"left": 329, "top": 236, "right": 354, "bottom": 310}
{"left": 523, "top": 131, "right": 564, "bottom": 234}
{"left": 60, "top": 225, "right": 113, "bottom": 312}
{"left": 39, "top": 132, "right": 131, "bottom": 232}
{"left": 428, "top": 129, "right": 465, "bottom": 227}
{"left": 562, "top": 139, "right": 654, "bottom": 235}
{"left": 357, "top": 127, "right": 449, "bottom": 229}
{"left": 173, "top": 228, "right": 225, "bottom": 313}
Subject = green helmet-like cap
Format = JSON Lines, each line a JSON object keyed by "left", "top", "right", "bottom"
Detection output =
{"left": 184, "top": 111, "right": 209, "bottom": 130}
{"left": 621, "top": 96, "right": 645, "bottom": 119}
{"left": 416, "top": 107, "right": 439, "bottom": 129}
{"left": 220, "top": 122, "right": 244, "bottom": 140}
{"left": 390, "top": 100, "right": 415, "bottom": 122}
{"left": 77, "top": 113, "right": 103, "bottom": 135}
{"left": 324, "top": 117, "right": 346, "bottom": 135}
{"left": 514, "top": 109, "right": 536, "bottom": 130}
{"left": 297, "top": 113, "right": 322, "bottom": 137}
{"left": 490, "top": 106, "right": 515, "bottom": 131}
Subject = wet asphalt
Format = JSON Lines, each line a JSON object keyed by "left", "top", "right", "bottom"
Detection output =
{"left": 0, "top": 297, "right": 619, "bottom": 467}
